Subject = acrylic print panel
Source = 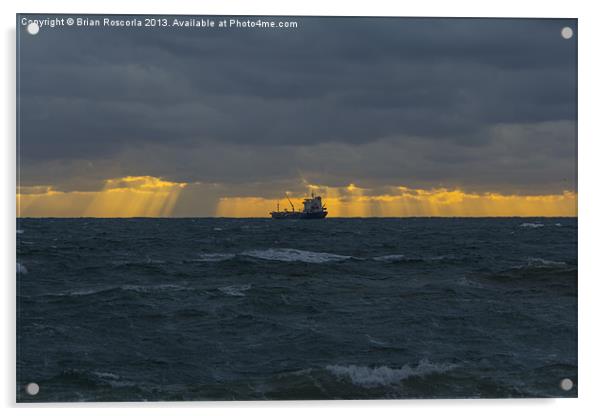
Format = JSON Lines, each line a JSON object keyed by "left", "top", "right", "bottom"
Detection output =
{"left": 16, "top": 14, "right": 577, "bottom": 402}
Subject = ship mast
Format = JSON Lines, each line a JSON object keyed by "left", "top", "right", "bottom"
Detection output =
{"left": 286, "top": 193, "right": 295, "bottom": 212}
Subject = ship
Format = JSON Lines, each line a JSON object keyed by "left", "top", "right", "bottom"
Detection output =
{"left": 270, "top": 193, "right": 328, "bottom": 219}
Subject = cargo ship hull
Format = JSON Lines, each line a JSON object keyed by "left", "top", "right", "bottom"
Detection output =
{"left": 270, "top": 211, "right": 328, "bottom": 219}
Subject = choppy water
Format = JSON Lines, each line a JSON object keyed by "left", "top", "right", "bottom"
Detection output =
{"left": 16, "top": 218, "right": 577, "bottom": 401}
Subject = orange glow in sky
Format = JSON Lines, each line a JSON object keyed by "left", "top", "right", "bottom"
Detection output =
{"left": 18, "top": 176, "right": 186, "bottom": 218}
{"left": 17, "top": 177, "right": 576, "bottom": 217}
{"left": 216, "top": 184, "right": 576, "bottom": 217}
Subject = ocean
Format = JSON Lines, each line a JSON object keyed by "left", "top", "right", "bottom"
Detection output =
{"left": 16, "top": 217, "right": 577, "bottom": 401}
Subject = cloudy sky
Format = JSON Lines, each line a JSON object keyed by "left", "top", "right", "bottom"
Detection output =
{"left": 17, "top": 16, "right": 577, "bottom": 217}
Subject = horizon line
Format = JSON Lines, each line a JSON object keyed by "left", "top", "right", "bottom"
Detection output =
{"left": 16, "top": 216, "right": 578, "bottom": 219}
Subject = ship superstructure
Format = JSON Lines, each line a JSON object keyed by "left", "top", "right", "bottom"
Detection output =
{"left": 270, "top": 193, "right": 328, "bottom": 219}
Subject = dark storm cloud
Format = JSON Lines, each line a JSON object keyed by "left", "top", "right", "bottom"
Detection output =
{"left": 17, "top": 15, "right": 577, "bottom": 193}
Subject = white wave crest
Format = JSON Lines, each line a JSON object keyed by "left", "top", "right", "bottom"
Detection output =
{"left": 242, "top": 248, "right": 351, "bottom": 264}
{"left": 373, "top": 254, "right": 406, "bottom": 262}
{"left": 91, "top": 370, "right": 136, "bottom": 388}
{"left": 365, "top": 334, "right": 389, "bottom": 347}
{"left": 520, "top": 222, "right": 545, "bottom": 228}
{"left": 111, "top": 257, "right": 166, "bottom": 266}
{"left": 194, "top": 253, "right": 236, "bottom": 262}
{"left": 60, "top": 284, "right": 186, "bottom": 296}
{"left": 17, "top": 229, "right": 24, "bottom": 234}
{"left": 373, "top": 254, "right": 456, "bottom": 263}
{"left": 121, "top": 284, "right": 187, "bottom": 293}
{"left": 326, "top": 360, "right": 457, "bottom": 387}
{"left": 66, "top": 287, "right": 111, "bottom": 296}
{"left": 457, "top": 276, "right": 485, "bottom": 289}
{"left": 17, "top": 262, "right": 28, "bottom": 274}
{"left": 218, "top": 284, "right": 252, "bottom": 297}
{"left": 526, "top": 257, "right": 567, "bottom": 267}
{"left": 91, "top": 371, "right": 120, "bottom": 380}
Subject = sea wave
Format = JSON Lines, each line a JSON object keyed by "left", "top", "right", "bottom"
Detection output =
{"left": 525, "top": 257, "right": 567, "bottom": 268}
{"left": 65, "top": 287, "right": 114, "bottom": 296}
{"left": 373, "top": 254, "right": 407, "bottom": 262}
{"left": 483, "top": 257, "right": 574, "bottom": 284}
{"left": 242, "top": 248, "right": 351, "bottom": 264}
{"left": 457, "top": 276, "right": 485, "bottom": 289}
{"left": 520, "top": 222, "right": 545, "bottom": 228}
{"left": 194, "top": 253, "right": 236, "bottom": 262}
{"left": 373, "top": 254, "right": 457, "bottom": 263}
{"left": 53, "top": 284, "right": 187, "bottom": 297}
{"left": 111, "top": 257, "right": 167, "bottom": 267}
{"left": 218, "top": 284, "right": 252, "bottom": 297}
{"left": 500, "top": 257, "right": 570, "bottom": 273}
{"left": 93, "top": 372, "right": 136, "bottom": 388}
{"left": 365, "top": 334, "right": 389, "bottom": 347}
{"left": 17, "top": 229, "right": 24, "bottom": 234}
{"left": 121, "top": 284, "right": 187, "bottom": 293}
{"left": 91, "top": 371, "right": 120, "bottom": 380}
{"left": 52, "top": 369, "right": 136, "bottom": 389}
{"left": 17, "top": 262, "right": 28, "bottom": 274}
{"left": 326, "top": 359, "right": 457, "bottom": 387}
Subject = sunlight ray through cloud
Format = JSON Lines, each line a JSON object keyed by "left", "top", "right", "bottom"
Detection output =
{"left": 215, "top": 184, "right": 576, "bottom": 217}
{"left": 17, "top": 176, "right": 187, "bottom": 217}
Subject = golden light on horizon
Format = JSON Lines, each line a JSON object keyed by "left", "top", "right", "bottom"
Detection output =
{"left": 215, "top": 184, "right": 577, "bottom": 218}
{"left": 17, "top": 176, "right": 187, "bottom": 218}
{"left": 17, "top": 177, "right": 577, "bottom": 218}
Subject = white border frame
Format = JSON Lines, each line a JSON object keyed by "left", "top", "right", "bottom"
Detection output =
{"left": 3, "top": 1, "right": 601, "bottom": 415}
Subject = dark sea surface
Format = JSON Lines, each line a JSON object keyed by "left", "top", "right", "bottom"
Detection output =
{"left": 16, "top": 218, "right": 577, "bottom": 401}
